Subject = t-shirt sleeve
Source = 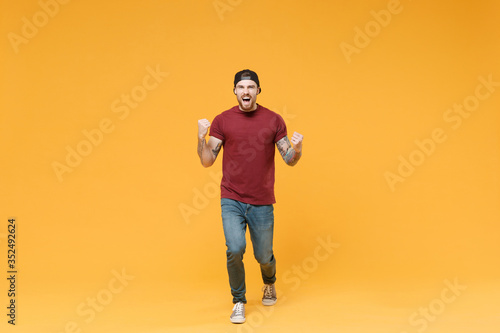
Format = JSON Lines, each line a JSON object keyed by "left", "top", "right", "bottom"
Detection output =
{"left": 274, "top": 114, "right": 287, "bottom": 143}
{"left": 209, "top": 114, "right": 225, "bottom": 141}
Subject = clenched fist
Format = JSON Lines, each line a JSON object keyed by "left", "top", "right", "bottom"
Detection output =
{"left": 198, "top": 119, "right": 211, "bottom": 139}
{"left": 291, "top": 132, "right": 303, "bottom": 153}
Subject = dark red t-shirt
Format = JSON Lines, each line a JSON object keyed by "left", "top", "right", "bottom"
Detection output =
{"left": 209, "top": 105, "right": 287, "bottom": 205}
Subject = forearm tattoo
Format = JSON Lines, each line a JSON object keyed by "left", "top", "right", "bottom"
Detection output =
{"left": 197, "top": 137, "right": 205, "bottom": 164}
{"left": 277, "top": 136, "right": 302, "bottom": 166}
{"left": 198, "top": 138, "right": 222, "bottom": 166}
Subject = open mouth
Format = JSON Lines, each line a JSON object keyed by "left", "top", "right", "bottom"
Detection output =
{"left": 242, "top": 97, "right": 251, "bottom": 102}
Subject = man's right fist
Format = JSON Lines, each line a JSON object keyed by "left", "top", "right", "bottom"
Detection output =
{"left": 198, "top": 119, "right": 211, "bottom": 139}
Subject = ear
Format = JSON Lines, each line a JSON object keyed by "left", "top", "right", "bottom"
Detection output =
{"left": 257, "top": 87, "right": 261, "bottom": 95}
{"left": 233, "top": 88, "right": 237, "bottom": 95}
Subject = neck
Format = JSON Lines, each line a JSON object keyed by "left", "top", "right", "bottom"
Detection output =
{"left": 239, "top": 104, "right": 258, "bottom": 112}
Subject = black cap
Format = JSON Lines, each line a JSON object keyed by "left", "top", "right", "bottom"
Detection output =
{"left": 234, "top": 69, "right": 260, "bottom": 88}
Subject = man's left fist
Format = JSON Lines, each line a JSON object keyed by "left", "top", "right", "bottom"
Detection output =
{"left": 291, "top": 132, "right": 303, "bottom": 152}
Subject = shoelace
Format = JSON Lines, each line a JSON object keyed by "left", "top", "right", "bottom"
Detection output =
{"left": 233, "top": 302, "right": 244, "bottom": 316}
{"left": 263, "top": 284, "right": 273, "bottom": 298}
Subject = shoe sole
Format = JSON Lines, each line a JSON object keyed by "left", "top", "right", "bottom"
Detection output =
{"left": 230, "top": 317, "right": 246, "bottom": 324}
{"left": 262, "top": 299, "right": 277, "bottom": 306}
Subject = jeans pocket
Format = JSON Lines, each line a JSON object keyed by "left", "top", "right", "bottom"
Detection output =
{"left": 252, "top": 205, "right": 274, "bottom": 231}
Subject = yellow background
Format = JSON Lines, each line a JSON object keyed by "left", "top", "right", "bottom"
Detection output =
{"left": 1, "top": 0, "right": 499, "bottom": 332}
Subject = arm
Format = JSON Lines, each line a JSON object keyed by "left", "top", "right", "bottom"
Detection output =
{"left": 197, "top": 119, "right": 223, "bottom": 168}
{"left": 276, "top": 132, "right": 303, "bottom": 166}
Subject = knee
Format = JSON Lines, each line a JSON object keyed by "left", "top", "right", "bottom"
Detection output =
{"left": 226, "top": 244, "right": 245, "bottom": 260}
{"left": 254, "top": 251, "right": 274, "bottom": 265}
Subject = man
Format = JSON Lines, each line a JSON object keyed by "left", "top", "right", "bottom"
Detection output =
{"left": 197, "top": 69, "right": 303, "bottom": 324}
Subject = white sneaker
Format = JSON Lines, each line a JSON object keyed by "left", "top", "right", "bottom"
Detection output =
{"left": 230, "top": 302, "right": 245, "bottom": 324}
{"left": 262, "top": 283, "right": 277, "bottom": 306}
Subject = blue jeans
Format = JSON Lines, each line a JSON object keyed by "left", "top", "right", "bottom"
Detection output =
{"left": 221, "top": 198, "right": 277, "bottom": 304}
